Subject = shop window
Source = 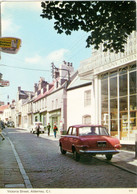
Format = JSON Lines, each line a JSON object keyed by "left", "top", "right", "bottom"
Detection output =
{"left": 129, "top": 95, "right": 137, "bottom": 135}
{"left": 84, "top": 90, "right": 91, "bottom": 106}
{"left": 101, "top": 79, "right": 108, "bottom": 101}
{"left": 130, "top": 95, "right": 137, "bottom": 111}
{"left": 101, "top": 101, "right": 108, "bottom": 121}
{"left": 110, "top": 77, "right": 117, "bottom": 98}
{"left": 110, "top": 120, "right": 118, "bottom": 137}
{"left": 101, "top": 73, "right": 108, "bottom": 79}
{"left": 129, "top": 64, "right": 136, "bottom": 71}
{"left": 119, "top": 74, "right": 127, "bottom": 96}
{"left": 120, "top": 96, "right": 128, "bottom": 114}
{"left": 130, "top": 71, "right": 137, "bottom": 95}
{"left": 110, "top": 99, "right": 118, "bottom": 120}
{"left": 119, "top": 66, "right": 128, "bottom": 75}
{"left": 110, "top": 70, "right": 117, "bottom": 77}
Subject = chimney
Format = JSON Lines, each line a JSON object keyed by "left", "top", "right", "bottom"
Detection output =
{"left": 34, "top": 83, "right": 38, "bottom": 93}
{"left": 18, "top": 86, "right": 21, "bottom": 92}
{"left": 46, "top": 84, "right": 50, "bottom": 91}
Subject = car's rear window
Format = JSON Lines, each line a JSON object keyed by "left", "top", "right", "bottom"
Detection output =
{"left": 79, "top": 127, "right": 109, "bottom": 136}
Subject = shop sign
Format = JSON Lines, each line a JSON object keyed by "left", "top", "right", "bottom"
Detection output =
{"left": 0, "top": 80, "right": 10, "bottom": 87}
{"left": 0, "top": 37, "right": 22, "bottom": 54}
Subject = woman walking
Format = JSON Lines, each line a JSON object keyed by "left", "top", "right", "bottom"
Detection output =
{"left": 53, "top": 124, "right": 58, "bottom": 138}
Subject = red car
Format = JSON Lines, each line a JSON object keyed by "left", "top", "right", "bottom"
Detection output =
{"left": 59, "top": 125, "right": 121, "bottom": 161}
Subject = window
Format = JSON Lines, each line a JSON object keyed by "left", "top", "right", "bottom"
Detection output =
{"left": 119, "top": 74, "right": 127, "bottom": 97}
{"left": 84, "top": 90, "right": 91, "bottom": 106}
{"left": 83, "top": 115, "right": 91, "bottom": 124}
{"left": 110, "top": 77, "right": 117, "bottom": 98}
{"left": 52, "top": 100, "right": 54, "bottom": 109}
{"left": 100, "top": 64, "right": 137, "bottom": 140}
{"left": 56, "top": 99, "right": 58, "bottom": 109}
{"left": 67, "top": 127, "right": 72, "bottom": 135}
{"left": 101, "top": 79, "right": 108, "bottom": 101}
{"left": 72, "top": 128, "right": 77, "bottom": 136}
{"left": 130, "top": 71, "right": 137, "bottom": 95}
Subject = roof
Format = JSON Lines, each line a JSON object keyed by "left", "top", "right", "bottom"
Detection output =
{"left": 33, "top": 84, "right": 54, "bottom": 102}
{"left": 67, "top": 75, "right": 91, "bottom": 90}
{"left": 0, "top": 105, "right": 10, "bottom": 113}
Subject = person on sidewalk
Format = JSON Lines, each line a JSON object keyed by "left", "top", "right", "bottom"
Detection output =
{"left": 47, "top": 123, "right": 51, "bottom": 136}
{"left": 0, "top": 120, "right": 5, "bottom": 141}
{"left": 53, "top": 124, "right": 58, "bottom": 138}
{"left": 36, "top": 123, "right": 40, "bottom": 137}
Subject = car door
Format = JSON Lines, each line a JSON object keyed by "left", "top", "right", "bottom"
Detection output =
{"left": 67, "top": 127, "right": 78, "bottom": 152}
{"left": 62, "top": 127, "right": 73, "bottom": 151}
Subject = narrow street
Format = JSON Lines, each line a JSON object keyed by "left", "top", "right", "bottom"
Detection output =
{"left": 1, "top": 127, "right": 136, "bottom": 189}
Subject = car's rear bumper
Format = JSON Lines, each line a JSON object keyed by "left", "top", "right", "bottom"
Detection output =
{"left": 79, "top": 149, "right": 119, "bottom": 155}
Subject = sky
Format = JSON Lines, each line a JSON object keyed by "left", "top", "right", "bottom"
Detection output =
{"left": 0, "top": 1, "right": 92, "bottom": 104}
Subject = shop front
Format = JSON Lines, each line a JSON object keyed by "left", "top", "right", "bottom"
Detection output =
{"left": 49, "top": 110, "right": 61, "bottom": 132}
{"left": 100, "top": 63, "right": 137, "bottom": 141}
{"left": 39, "top": 111, "right": 47, "bottom": 127}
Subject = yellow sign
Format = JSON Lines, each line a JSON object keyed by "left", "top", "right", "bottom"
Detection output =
{"left": 0, "top": 37, "right": 22, "bottom": 54}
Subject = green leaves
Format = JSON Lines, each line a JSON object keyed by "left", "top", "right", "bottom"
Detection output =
{"left": 40, "top": 1, "right": 136, "bottom": 53}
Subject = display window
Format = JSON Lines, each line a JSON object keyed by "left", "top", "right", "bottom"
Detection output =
{"left": 100, "top": 63, "right": 137, "bottom": 141}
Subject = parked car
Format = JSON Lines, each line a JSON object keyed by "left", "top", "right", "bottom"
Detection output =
{"left": 30, "top": 122, "right": 45, "bottom": 134}
{"left": 59, "top": 125, "right": 121, "bottom": 161}
{"left": 6, "top": 121, "right": 14, "bottom": 128}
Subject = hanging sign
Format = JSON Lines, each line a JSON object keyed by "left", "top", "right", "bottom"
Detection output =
{"left": 0, "top": 37, "right": 22, "bottom": 54}
{"left": 0, "top": 80, "right": 10, "bottom": 87}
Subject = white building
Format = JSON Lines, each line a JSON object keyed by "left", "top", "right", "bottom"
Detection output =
{"left": 79, "top": 31, "right": 137, "bottom": 142}
{"left": 67, "top": 73, "right": 92, "bottom": 128}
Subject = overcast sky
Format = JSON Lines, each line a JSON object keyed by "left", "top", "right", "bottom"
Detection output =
{"left": 0, "top": 1, "right": 92, "bottom": 103}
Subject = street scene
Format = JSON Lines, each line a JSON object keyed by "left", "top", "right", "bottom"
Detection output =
{"left": 0, "top": 1, "right": 137, "bottom": 193}
{"left": 0, "top": 127, "right": 137, "bottom": 189}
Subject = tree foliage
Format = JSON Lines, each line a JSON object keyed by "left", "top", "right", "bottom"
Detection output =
{"left": 40, "top": 1, "right": 136, "bottom": 53}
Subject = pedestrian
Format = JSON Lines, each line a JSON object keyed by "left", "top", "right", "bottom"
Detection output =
{"left": 0, "top": 120, "right": 5, "bottom": 141}
{"left": 47, "top": 123, "right": 51, "bottom": 136}
{"left": 36, "top": 123, "right": 40, "bottom": 137}
{"left": 53, "top": 124, "right": 58, "bottom": 138}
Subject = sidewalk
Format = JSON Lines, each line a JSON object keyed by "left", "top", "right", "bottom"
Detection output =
{"left": 0, "top": 136, "right": 25, "bottom": 188}
{"left": 0, "top": 132, "right": 137, "bottom": 189}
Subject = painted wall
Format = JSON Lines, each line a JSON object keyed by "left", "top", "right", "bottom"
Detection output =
{"left": 67, "top": 84, "right": 93, "bottom": 128}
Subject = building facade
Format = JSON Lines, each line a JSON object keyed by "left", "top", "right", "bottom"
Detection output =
{"left": 79, "top": 31, "right": 137, "bottom": 142}
{"left": 67, "top": 74, "right": 92, "bottom": 128}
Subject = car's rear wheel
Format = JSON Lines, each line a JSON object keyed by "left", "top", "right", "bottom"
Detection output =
{"left": 73, "top": 149, "right": 80, "bottom": 161}
{"left": 106, "top": 154, "right": 112, "bottom": 161}
{"left": 60, "top": 145, "right": 66, "bottom": 155}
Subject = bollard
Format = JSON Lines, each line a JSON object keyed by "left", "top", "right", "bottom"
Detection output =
{"left": 135, "top": 134, "right": 137, "bottom": 158}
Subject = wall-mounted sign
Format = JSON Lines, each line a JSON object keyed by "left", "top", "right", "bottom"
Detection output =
{"left": 0, "top": 80, "right": 10, "bottom": 87}
{"left": 0, "top": 37, "right": 21, "bottom": 54}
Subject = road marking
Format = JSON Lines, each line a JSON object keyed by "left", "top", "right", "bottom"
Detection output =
{"left": 7, "top": 137, "right": 33, "bottom": 188}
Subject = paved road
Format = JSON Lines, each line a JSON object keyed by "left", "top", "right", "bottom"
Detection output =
{"left": 2, "top": 128, "right": 137, "bottom": 188}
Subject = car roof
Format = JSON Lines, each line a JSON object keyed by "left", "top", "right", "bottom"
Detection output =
{"left": 69, "top": 124, "right": 103, "bottom": 128}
